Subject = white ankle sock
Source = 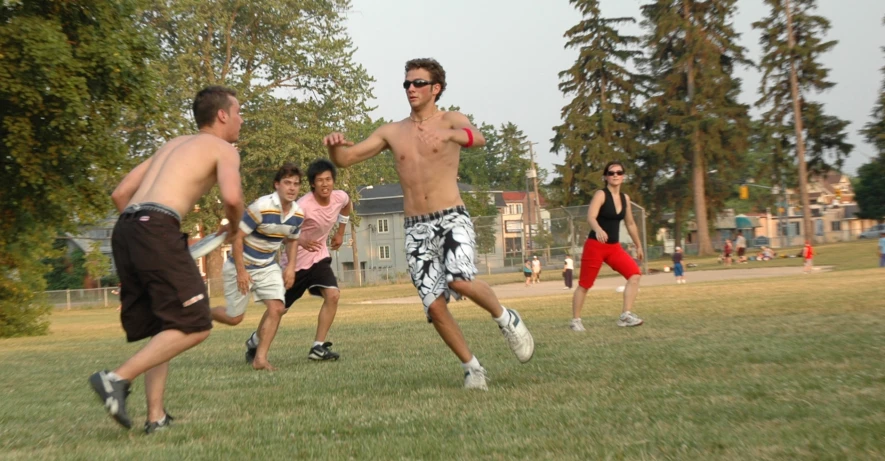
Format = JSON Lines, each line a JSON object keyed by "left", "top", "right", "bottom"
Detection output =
{"left": 461, "top": 356, "right": 481, "bottom": 372}
{"left": 107, "top": 371, "right": 123, "bottom": 381}
{"left": 313, "top": 341, "right": 323, "bottom": 347}
{"left": 493, "top": 309, "right": 511, "bottom": 327}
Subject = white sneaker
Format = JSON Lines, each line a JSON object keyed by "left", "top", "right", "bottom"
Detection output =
{"left": 464, "top": 366, "right": 488, "bottom": 391}
{"left": 569, "top": 318, "right": 586, "bottom": 332}
{"left": 617, "top": 311, "right": 644, "bottom": 327}
{"left": 562, "top": 287, "right": 571, "bottom": 290}
{"left": 499, "top": 308, "right": 534, "bottom": 363}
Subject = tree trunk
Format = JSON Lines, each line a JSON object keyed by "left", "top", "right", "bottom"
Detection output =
{"left": 785, "top": 0, "right": 814, "bottom": 244}
{"left": 684, "top": 1, "right": 715, "bottom": 256}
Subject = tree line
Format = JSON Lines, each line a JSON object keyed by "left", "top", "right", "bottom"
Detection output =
{"left": 550, "top": 0, "right": 883, "bottom": 255}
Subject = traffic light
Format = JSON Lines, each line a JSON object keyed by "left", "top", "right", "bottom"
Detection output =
{"left": 739, "top": 185, "right": 749, "bottom": 200}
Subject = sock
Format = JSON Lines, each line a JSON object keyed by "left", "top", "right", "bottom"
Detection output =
{"left": 461, "top": 356, "right": 481, "bottom": 372}
{"left": 246, "top": 332, "right": 259, "bottom": 349}
{"left": 493, "top": 308, "right": 511, "bottom": 327}
{"left": 107, "top": 371, "right": 123, "bottom": 381}
{"left": 313, "top": 341, "right": 323, "bottom": 348}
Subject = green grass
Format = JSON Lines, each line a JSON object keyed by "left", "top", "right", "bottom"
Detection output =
{"left": 1, "top": 241, "right": 884, "bottom": 460}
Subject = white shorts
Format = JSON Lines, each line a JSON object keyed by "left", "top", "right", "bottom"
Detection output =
{"left": 223, "top": 259, "right": 285, "bottom": 317}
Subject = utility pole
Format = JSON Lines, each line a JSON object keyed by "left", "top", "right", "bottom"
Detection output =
{"left": 526, "top": 142, "right": 548, "bottom": 260}
{"left": 527, "top": 142, "right": 543, "bottom": 236}
{"left": 351, "top": 185, "right": 373, "bottom": 286}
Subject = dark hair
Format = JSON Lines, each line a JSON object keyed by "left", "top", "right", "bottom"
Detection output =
{"left": 405, "top": 58, "right": 447, "bottom": 102}
{"left": 273, "top": 163, "right": 302, "bottom": 184}
{"left": 193, "top": 86, "right": 237, "bottom": 128}
{"left": 306, "top": 159, "right": 337, "bottom": 191}
{"left": 602, "top": 161, "right": 626, "bottom": 183}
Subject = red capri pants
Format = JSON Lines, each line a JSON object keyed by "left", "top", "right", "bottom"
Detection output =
{"left": 578, "top": 238, "right": 641, "bottom": 289}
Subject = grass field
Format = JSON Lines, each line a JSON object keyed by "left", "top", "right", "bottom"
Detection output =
{"left": 1, "top": 240, "right": 883, "bottom": 460}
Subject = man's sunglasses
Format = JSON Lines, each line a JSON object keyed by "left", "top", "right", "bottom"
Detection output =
{"left": 403, "top": 79, "right": 434, "bottom": 89}
{"left": 605, "top": 170, "right": 625, "bottom": 176}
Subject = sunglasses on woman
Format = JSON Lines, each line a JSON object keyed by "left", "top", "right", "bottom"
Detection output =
{"left": 605, "top": 170, "right": 625, "bottom": 176}
{"left": 403, "top": 79, "right": 434, "bottom": 89}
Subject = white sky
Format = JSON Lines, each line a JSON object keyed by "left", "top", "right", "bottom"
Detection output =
{"left": 345, "top": 0, "right": 885, "bottom": 177}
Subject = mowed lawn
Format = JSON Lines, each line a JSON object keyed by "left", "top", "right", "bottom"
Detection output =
{"left": 1, "top": 241, "right": 883, "bottom": 460}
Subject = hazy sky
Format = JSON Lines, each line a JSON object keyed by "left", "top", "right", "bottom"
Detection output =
{"left": 345, "top": 0, "right": 884, "bottom": 177}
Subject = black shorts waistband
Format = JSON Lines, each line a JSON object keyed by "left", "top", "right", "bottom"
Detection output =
{"left": 121, "top": 202, "right": 182, "bottom": 223}
{"left": 404, "top": 206, "right": 468, "bottom": 227}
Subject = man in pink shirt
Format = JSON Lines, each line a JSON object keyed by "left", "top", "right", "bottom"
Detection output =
{"left": 244, "top": 159, "right": 351, "bottom": 361}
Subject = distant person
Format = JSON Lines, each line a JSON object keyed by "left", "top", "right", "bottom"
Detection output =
{"left": 530, "top": 255, "right": 542, "bottom": 283}
{"left": 735, "top": 231, "right": 747, "bottom": 263}
{"left": 723, "top": 239, "right": 733, "bottom": 266}
{"left": 672, "top": 247, "right": 686, "bottom": 284}
{"left": 523, "top": 259, "right": 533, "bottom": 287}
{"left": 880, "top": 231, "right": 885, "bottom": 268}
{"left": 803, "top": 240, "right": 814, "bottom": 274}
{"left": 562, "top": 254, "right": 574, "bottom": 290}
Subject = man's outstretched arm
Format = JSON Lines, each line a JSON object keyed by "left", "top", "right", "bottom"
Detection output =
{"left": 325, "top": 126, "right": 390, "bottom": 168}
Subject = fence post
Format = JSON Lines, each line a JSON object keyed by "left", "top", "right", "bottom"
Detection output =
{"left": 207, "top": 278, "right": 212, "bottom": 298}
{"left": 104, "top": 289, "right": 108, "bottom": 307}
{"left": 66, "top": 290, "right": 71, "bottom": 310}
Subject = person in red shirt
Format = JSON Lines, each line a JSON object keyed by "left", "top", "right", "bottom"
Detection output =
{"left": 802, "top": 241, "right": 814, "bottom": 274}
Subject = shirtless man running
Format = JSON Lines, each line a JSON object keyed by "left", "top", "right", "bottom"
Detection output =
{"left": 324, "top": 58, "right": 534, "bottom": 390}
{"left": 89, "top": 86, "right": 244, "bottom": 433}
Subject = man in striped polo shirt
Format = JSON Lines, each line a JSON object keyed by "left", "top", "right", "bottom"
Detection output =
{"left": 211, "top": 163, "right": 305, "bottom": 371}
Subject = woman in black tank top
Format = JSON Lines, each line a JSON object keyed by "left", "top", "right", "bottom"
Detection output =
{"left": 570, "top": 161, "right": 645, "bottom": 331}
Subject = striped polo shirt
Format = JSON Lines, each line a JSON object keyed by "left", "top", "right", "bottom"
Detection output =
{"left": 233, "top": 192, "right": 304, "bottom": 269}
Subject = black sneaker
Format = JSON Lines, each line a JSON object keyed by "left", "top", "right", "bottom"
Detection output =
{"left": 144, "top": 412, "right": 174, "bottom": 434}
{"left": 245, "top": 334, "right": 257, "bottom": 364}
{"left": 308, "top": 342, "right": 340, "bottom": 361}
{"left": 89, "top": 370, "right": 132, "bottom": 429}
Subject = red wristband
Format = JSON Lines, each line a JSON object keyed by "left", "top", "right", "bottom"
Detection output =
{"left": 463, "top": 128, "right": 474, "bottom": 148}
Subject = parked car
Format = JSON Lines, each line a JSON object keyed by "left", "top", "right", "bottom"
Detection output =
{"left": 859, "top": 224, "right": 885, "bottom": 239}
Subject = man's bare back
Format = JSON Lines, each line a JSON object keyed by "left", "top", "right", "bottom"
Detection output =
{"left": 128, "top": 135, "right": 235, "bottom": 218}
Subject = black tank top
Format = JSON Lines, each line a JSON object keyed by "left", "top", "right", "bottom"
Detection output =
{"left": 588, "top": 188, "right": 627, "bottom": 244}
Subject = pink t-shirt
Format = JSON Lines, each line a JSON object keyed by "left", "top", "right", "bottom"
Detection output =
{"left": 281, "top": 190, "right": 349, "bottom": 272}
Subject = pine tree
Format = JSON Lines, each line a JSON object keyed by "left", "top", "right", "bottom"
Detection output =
{"left": 552, "top": 0, "right": 643, "bottom": 207}
{"left": 860, "top": 16, "right": 885, "bottom": 157}
{"left": 640, "top": 0, "right": 752, "bottom": 255}
{"left": 754, "top": 0, "right": 853, "bottom": 242}
{"left": 855, "top": 15, "right": 885, "bottom": 222}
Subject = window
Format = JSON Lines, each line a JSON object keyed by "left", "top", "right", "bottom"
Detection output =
{"left": 377, "top": 218, "right": 389, "bottom": 233}
{"left": 830, "top": 221, "right": 841, "bottom": 232}
{"left": 508, "top": 204, "right": 523, "bottom": 215}
{"left": 379, "top": 245, "right": 391, "bottom": 260}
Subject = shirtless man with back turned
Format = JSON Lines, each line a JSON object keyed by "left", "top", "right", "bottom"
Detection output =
{"left": 89, "top": 85, "right": 244, "bottom": 433}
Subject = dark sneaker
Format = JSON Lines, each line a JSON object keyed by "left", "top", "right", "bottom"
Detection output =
{"left": 308, "top": 342, "right": 340, "bottom": 361}
{"left": 89, "top": 370, "right": 132, "bottom": 429}
{"left": 245, "top": 334, "right": 257, "bottom": 364}
{"left": 144, "top": 412, "right": 174, "bottom": 434}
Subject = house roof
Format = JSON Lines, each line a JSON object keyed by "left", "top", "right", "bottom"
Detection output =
{"left": 354, "top": 183, "right": 505, "bottom": 216}
{"left": 502, "top": 191, "right": 548, "bottom": 207}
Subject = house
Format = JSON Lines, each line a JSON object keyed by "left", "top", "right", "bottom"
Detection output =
{"left": 500, "top": 191, "right": 551, "bottom": 260}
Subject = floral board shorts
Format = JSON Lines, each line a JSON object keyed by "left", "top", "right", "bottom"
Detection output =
{"left": 404, "top": 206, "right": 477, "bottom": 321}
